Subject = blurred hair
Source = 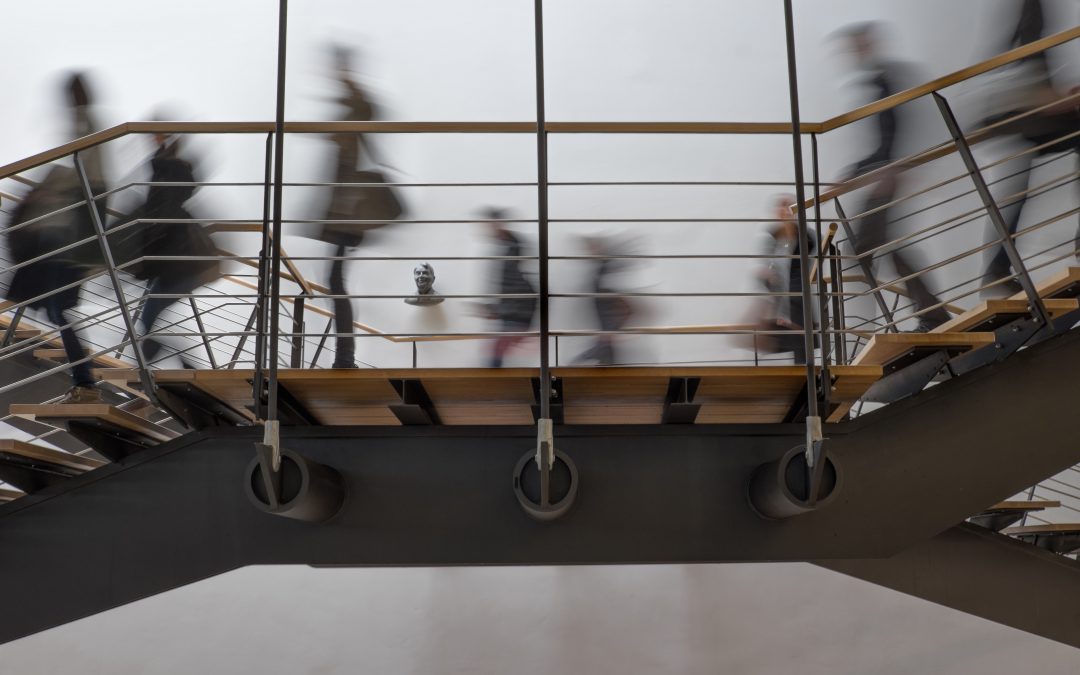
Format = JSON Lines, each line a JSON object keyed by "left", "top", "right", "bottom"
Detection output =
{"left": 64, "top": 71, "right": 92, "bottom": 107}
{"left": 479, "top": 206, "right": 509, "bottom": 221}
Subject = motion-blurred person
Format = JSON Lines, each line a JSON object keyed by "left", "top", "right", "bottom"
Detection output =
{"left": 572, "top": 235, "right": 637, "bottom": 366}
{"left": 316, "top": 45, "right": 402, "bottom": 368}
{"left": 742, "top": 195, "right": 817, "bottom": 364}
{"left": 980, "top": 0, "right": 1080, "bottom": 297}
{"left": 838, "top": 23, "right": 949, "bottom": 332}
{"left": 5, "top": 73, "right": 108, "bottom": 403}
{"left": 113, "top": 132, "right": 219, "bottom": 363}
{"left": 482, "top": 208, "right": 536, "bottom": 368}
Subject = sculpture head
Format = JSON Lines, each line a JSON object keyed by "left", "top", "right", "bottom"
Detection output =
{"left": 413, "top": 262, "right": 436, "bottom": 294}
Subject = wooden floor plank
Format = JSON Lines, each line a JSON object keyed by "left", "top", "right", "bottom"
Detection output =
{"left": 0, "top": 439, "right": 105, "bottom": 472}
{"left": 561, "top": 375, "right": 669, "bottom": 425}
{"left": 102, "top": 366, "right": 884, "bottom": 427}
{"left": 421, "top": 375, "right": 535, "bottom": 426}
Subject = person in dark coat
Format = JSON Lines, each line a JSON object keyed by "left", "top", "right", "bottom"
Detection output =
{"left": 5, "top": 73, "right": 108, "bottom": 403}
{"left": 116, "top": 133, "right": 219, "bottom": 362}
{"left": 839, "top": 23, "right": 949, "bottom": 332}
{"left": 483, "top": 208, "right": 536, "bottom": 368}
{"left": 572, "top": 235, "right": 636, "bottom": 366}
{"left": 321, "top": 45, "right": 378, "bottom": 369}
{"left": 981, "top": 0, "right": 1080, "bottom": 296}
{"left": 744, "top": 195, "right": 817, "bottom": 364}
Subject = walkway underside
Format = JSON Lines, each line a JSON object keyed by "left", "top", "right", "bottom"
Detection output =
{"left": 2, "top": 328, "right": 1080, "bottom": 646}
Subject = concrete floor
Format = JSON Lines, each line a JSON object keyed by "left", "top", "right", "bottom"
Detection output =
{"left": 1, "top": 562, "right": 1078, "bottom": 674}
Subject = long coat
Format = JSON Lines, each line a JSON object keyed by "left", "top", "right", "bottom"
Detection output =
{"left": 494, "top": 230, "right": 537, "bottom": 329}
{"left": 112, "top": 142, "right": 219, "bottom": 284}
{"left": 6, "top": 106, "right": 106, "bottom": 311}
{"left": 5, "top": 166, "right": 101, "bottom": 311}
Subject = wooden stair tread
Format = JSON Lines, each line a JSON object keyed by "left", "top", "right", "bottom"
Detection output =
{"left": 984, "top": 500, "right": 1060, "bottom": 512}
{"left": 1004, "top": 524, "right": 1080, "bottom": 535}
{"left": 1007, "top": 267, "right": 1080, "bottom": 301}
{"left": 0, "top": 439, "right": 104, "bottom": 472}
{"left": 0, "top": 487, "right": 25, "bottom": 502}
{"left": 32, "top": 348, "right": 130, "bottom": 370}
{"left": 852, "top": 332, "right": 995, "bottom": 367}
{"left": 932, "top": 299, "right": 1078, "bottom": 334}
{"left": 9, "top": 404, "right": 180, "bottom": 442}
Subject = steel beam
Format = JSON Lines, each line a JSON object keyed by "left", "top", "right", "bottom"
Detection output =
{"left": 816, "top": 523, "right": 1080, "bottom": 649}
{"left": 1, "top": 329, "right": 1080, "bottom": 644}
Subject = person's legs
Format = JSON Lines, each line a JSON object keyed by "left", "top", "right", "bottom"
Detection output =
{"left": 982, "top": 150, "right": 1033, "bottom": 289}
{"left": 854, "top": 182, "right": 948, "bottom": 330}
{"left": 45, "top": 300, "right": 95, "bottom": 390}
{"left": 890, "top": 249, "right": 949, "bottom": 329}
{"left": 139, "top": 273, "right": 202, "bottom": 362}
{"left": 139, "top": 277, "right": 175, "bottom": 362}
{"left": 329, "top": 244, "right": 356, "bottom": 367}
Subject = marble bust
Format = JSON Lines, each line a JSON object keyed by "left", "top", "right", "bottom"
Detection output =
{"left": 405, "top": 262, "right": 444, "bottom": 306}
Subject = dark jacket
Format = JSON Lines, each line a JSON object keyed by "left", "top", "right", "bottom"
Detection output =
{"left": 5, "top": 166, "right": 102, "bottom": 310}
{"left": 112, "top": 142, "right": 219, "bottom": 283}
{"left": 850, "top": 62, "right": 903, "bottom": 177}
{"left": 494, "top": 230, "right": 537, "bottom": 328}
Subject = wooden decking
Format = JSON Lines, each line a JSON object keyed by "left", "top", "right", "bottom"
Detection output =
{"left": 95, "top": 365, "right": 884, "bottom": 426}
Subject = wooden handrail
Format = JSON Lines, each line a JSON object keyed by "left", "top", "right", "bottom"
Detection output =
{"left": 798, "top": 88, "right": 1080, "bottom": 212}
{"left": 545, "top": 122, "right": 821, "bottom": 134}
{"left": 818, "top": 26, "right": 1080, "bottom": 132}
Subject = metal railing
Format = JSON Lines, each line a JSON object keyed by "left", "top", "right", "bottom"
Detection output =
{"left": 0, "top": 25, "right": 1075, "bottom": 440}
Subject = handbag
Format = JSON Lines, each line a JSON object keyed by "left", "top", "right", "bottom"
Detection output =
{"left": 983, "top": 60, "right": 1059, "bottom": 121}
{"left": 320, "top": 169, "right": 404, "bottom": 247}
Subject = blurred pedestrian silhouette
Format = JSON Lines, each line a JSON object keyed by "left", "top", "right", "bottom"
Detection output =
{"left": 315, "top": 45, "right": 403, "bottom": 368}
{"left": 979, "top": 0, "right": 1080, "bottom": 297}
{"left": 112, "top": 131, "right": 220, "bottom": 364}
{"left": 482, "top": 207, "right": 536, "bottom": 368}
{"left": 572, "top": 235, "right": 637, "bottom": 366}
{"left": 5, "top": 72, "right": 109, "bottom": 402}
{"left": 837, "top": 22, "right": 949, "bottom": 332}
{"left": 742, "top": 195, "right": 817, "bottom": 364}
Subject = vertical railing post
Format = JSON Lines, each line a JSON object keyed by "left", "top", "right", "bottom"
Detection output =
{"left": 810, "top": 133, "right": 831, "bottom": 410}
{"left": 252, "top": 132, "right": 274, "bottom": 415}
{"left": 829, "top": 242, "right": 848, "bottom": 364}
{"left": 252, "top": 0, "right": 289, "bottom": 501}
{"left": 932, "top": 92, "right": 1051, "bottom": 327}
{"left": 290, "top": 296, "right": 305, "bottom": 369}
{"left": 534, "top": 0, "right": 552, "bottom": 487}
{"left": 781, "top": 0, "right": 824, "bottom": 501}
{"left": 266, "top": 0, "right": 289, "bottom": 432}
{"left": 74, "top": 152, "right": 158, "bottom": 404}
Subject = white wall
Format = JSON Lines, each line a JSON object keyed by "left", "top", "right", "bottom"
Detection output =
{"left": 5, "top": 0, "right": 1077, "bottom": 369}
